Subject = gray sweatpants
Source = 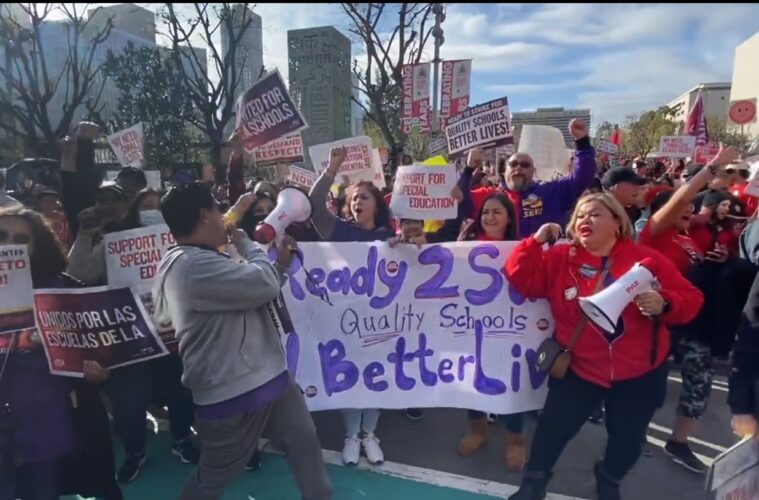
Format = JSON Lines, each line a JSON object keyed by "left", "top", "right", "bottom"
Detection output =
{"left": 179, "top": 377, "right": 333, "bottom": 500}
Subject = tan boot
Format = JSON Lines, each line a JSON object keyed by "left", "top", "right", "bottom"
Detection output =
{"left": 456, "top": 418, "right": 489, "bottom": 457}
{"left": 505, "top": 431, "right": 527, "bottom": 472}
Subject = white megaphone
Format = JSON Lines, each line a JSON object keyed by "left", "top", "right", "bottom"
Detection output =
{"left": 253, "top": 187, "right": 313, "bottom": 244}
{"left": 578, "top": 259, "right": 657, "bottom": 334}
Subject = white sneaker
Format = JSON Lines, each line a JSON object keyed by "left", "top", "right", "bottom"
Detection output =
{"left": 362, "top": 433, "right": 384, "bottom": 465}
{"left": 342, "top": 436, "right": 361, "bottom": 466}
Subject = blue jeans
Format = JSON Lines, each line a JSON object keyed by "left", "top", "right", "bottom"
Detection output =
{"left": 0, "top": 460, "right": 58, "bottom": 500}
{"left": 468, "top": 410, "right": 525, "bottom": 433}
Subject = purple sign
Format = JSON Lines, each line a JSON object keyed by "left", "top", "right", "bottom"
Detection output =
{"left": 236, "top": 70, "right": 308, "bottom": 151}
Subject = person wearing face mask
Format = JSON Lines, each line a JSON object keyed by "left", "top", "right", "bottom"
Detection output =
{"left": 129, "top": 188, "right": 165, "bottom": 227}
{"left": 639, "top": 144, "right": 740, "bottom": 475}
{"left": 467, "top": 120, "right": 596, "bottom": 238}
{"left": 505, "top": 194, "right": 702, "bottom": 500}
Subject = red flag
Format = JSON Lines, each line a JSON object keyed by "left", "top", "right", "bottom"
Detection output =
{"left": 609, "top": 124, "right": 622, "bottom": 146}
{"left": 685, "top": 91, "right": 709, "bottom": 147}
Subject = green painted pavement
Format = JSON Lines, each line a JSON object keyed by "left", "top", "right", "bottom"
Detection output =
{"left": 68, "top": 431, "right": 502, "bottom": 500}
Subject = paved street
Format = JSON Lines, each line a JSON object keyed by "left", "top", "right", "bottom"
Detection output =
{"left": 308, "top": 367, "right": 736, "bottom": 499}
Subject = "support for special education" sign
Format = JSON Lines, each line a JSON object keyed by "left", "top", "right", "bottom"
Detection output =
{"left": 390, "top": 165, "right": 458, "bottom": 220}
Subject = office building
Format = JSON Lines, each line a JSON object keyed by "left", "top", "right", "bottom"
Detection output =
{"left": 730, "top": 31, "right": 759, "bottom": 140}
{"left": 288, "top": 26, "right": 352, "bottom": 164}
{"left": 666, "top": 82, "right": 732, "bottom": 132}
{"left": 511, "top": 107, "right": 592, "bottom": 148}
{"left": 88, "top": 3, "right": 156, "bottom": 43}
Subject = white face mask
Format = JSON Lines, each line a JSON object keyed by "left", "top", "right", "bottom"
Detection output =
{"left": 139, "top": 209, "right": 164, "bottom": 227}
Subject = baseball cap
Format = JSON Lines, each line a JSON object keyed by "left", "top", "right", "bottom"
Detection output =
{"left": 725, "top": 161, "right": 750, "bottom": 172}
{"left": 96, "top": 182, "right": 127, "bottom": 199}
{"left": 116, "top": 166, "right": 147, "bottom": 187}
{"left": 601, "top": 167, "right": 646, "bottom": 190}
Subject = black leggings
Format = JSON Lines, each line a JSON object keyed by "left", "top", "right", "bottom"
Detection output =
{"left": 526, "top": 363, "right": 668, "bottom": 480}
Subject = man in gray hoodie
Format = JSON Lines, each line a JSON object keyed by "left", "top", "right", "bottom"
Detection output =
{"left": 153, "top": 183, "right": 332, "bottom": 500}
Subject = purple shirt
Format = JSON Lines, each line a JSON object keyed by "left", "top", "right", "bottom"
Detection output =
{"left": 195, "top": 371, "right": 289, "bottom": 420}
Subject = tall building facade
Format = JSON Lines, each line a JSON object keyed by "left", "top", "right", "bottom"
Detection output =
{"left": 288, "top": 26, "right": 352, "bottom": 165}
{"left": 666, "top": 82, "right": 732, "bottom": 132}
{"left": 87, "top": 3, "right": 156, "bottom": 43}
{"left": 511, "top": 107, "right": 592, "bottom": 148}
{"left": 731, "top": 31, "right": 759, "bottom": 140}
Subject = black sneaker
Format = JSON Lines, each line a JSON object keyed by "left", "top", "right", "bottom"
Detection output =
{"left": 664, "top": 440, "right": 707, "bottom": 474}
{"left": 245, "top": 450, "right": 262, "bottom": 471}
{"left": 172, "top": 438, "right": 201, "bottom": 464}
{"left": 589, "top": 405, "right": 605, "bottom": 425}
{"left": 116, "top": 453, "right": 147, "bottom": 483}
{"left": 404, "top": 408, "right": 424, "bottom": 421}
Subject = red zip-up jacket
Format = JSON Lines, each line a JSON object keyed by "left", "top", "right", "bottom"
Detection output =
{"left": 505, "top": 236, "right": 703, "bottom": 387}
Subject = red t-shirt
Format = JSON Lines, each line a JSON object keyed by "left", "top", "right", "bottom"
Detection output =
{"left": 688, "top": 221, "right": 740, "bottom": 257}
{"left": 639, "top": 222, "right": 704, "bottom": 276}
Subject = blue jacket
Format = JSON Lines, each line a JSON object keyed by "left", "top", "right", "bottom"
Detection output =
{"left": 469, "top": 136, "right": 597, "bottom": 238}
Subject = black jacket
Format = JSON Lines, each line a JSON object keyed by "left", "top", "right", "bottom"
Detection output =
{"left": 728, "top": 270, "right": 759, "bottom": 416}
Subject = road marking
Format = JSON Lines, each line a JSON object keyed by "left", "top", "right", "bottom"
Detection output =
{"left": 667, "top": 376, "right": 728, "bottom": 392}
{"left": 259, "top": 439, "right": 587, "bottom": 499}
{"left": 645, "top": 435, "right": 715, "bottom": 466}
{"left": 647, "top": 422, "right": 729, "bottom": 453}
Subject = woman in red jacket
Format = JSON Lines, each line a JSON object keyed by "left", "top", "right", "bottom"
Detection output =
{"left": 505, "top": 193, "right": 703, "bottom": 500}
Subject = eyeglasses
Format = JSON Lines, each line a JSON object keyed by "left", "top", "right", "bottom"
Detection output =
{"left": 509, "top": 160, "right": 533, "bottom": 169}
{"left": 0, "top": 230, "right": 31, "bottom": 245}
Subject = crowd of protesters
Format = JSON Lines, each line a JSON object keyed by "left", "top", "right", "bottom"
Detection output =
{"left": 0, "top": 118, "right": 758, "bottom": 500}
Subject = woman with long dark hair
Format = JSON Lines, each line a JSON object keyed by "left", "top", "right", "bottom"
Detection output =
{"left": 0, "top": 206, "right": 121, "bottom": 499}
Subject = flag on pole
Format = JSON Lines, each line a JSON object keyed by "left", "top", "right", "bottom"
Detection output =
{"left": 685, "top": 91, "right": 709, "bottom": 147}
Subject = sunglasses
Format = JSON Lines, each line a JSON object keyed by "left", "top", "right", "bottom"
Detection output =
{"left": 509, "top": 160, "right": 533, "bottom": 169}
{"left": 0, "top": 230, "right": 31, "bottom": 245}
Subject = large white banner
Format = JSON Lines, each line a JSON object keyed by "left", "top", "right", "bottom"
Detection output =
{"left": 278, "top": 241, "right": 552, "bottom": 413}
{"left": 107, "top": 123, "right": 145, "bottom": 168}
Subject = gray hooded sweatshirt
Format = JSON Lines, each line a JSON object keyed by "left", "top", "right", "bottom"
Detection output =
{"left": 153, "top": 238, "right": 287, "bottom": 405}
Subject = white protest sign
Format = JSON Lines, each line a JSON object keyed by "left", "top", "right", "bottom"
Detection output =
{"left": 372, "top": 148, "right": 386, "bottom": 189}
{"left": 277, "top": 241, "right": 552, "bottom": 413}
{"left": 519, "top": 125, "right": 570, "bottom": 181}
{"left": 309, "top": 136, "right": 378, "bottom": 182}
{"left": 144, "top": 170, "right": 161, "bottom": 190}
{"left": 0, "top": 245, "right": 35, "bottom": 335}
{"left": 288, "top": 165, "right": 317, "bottom": 189}
{"left": 746, "top": 157, "right": 759, "bottom": 198}
{"left": 445, "top": 97, "right": 512, "bottom": 156}
{"left": 107, "top": 123, "right": 145, "bottom": 168}
{"left": 597, "top": 140, "right": 619, "bottom": 155}
{"left": 708, "top": 438, "right": 759, "bottom": 500}
{"left": 659, "top": 136, "right": 696, "bottom": 158}
{"left": 254, "top": 132, "right": 304, "bottom": 166}
{"left": 104, "top": 225, "right": 177, "bottom": 347}
{"left": 428, "top": 136, "right": 448, "bottom": 155}
{"left": 390, "top": 165, "right": 457, "bottom": 220}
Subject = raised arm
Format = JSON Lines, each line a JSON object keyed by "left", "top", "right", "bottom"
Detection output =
{"left": 504, "top": 224, "right": 562, "bottom": 299}
{"left": 548, "top": 119, "right": 597, "bottom": 209}
{"left": 308, "top": 146, "right": 347, "bottom": 241}
{"left": 61, "top": 123, "right": 101, "bottom": 236}
{"left": 648, "top": 145, "right": 737, "bottom": 238}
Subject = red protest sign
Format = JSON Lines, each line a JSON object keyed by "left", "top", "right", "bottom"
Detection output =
{"left": 694, "top": 142, "right": 720, "bottom": 165}
{"left": 34, "top": 286, "right": 168, "bottom": 377}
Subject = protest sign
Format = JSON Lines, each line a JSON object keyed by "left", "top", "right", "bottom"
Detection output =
{"left": 519, "top": 125, "right": 572, "bottom": 181}
{"left": 659, "top": 136, "right": 696, "bottom": 158}
{"left": 597, "top": 140, "right": 619, "bottom": 156}
{"left": 34, "top": 286, "right": 168, "bottom": 376}
{"left": 745, "top": 158, "right": 759, "bottom": 198}
{"left": 694, "top": 142, "right": 720, "bottom": 165}
{"left": 428, "top": 136, "right": 448, "bottom": 156}
{"left": 372, "top": 149, "right": 386, "bottom": 189}
{"left": 309, "top": 136, "right": 378, "bottom": 182}
{"left": 288, "top": 165, "right": 317, "bottom": 190}
{"left": 390, "top": 165, "right": 457, "bottom": 220}
{"left": 104, "top": 225, "right": 177, "bottom": 347}
{"left": 107, "top": 123, "right": 144, "bottom": 168}
{"left": 445, "top": 97, "right": 512, "bottom": 156}
{"left": 707, "top": 438, "right": 759, "bottom": 500}
{"left": 274, "top": 241, "right": 552, "bottom": 413}
{"left": 144, "top": 170, "right": 161, "bottom": 190}
{"left": 0, "top": 245, "right": 35, "bottom": 335}
{"left": 253, "top": 132, "right": 304, "bottom": 166}
{"left": 236, "top": 70, "right": 308, "bottom": 151}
